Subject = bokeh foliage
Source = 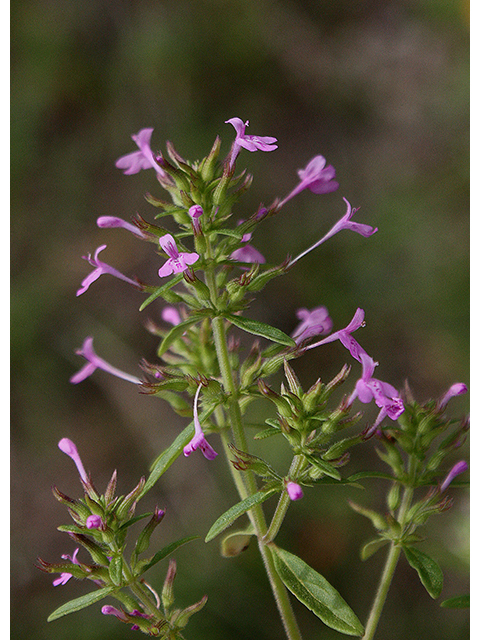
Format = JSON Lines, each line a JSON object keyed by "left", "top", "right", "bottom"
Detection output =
{"left": 11, "top": 1, "right": 468, "bottom": 639}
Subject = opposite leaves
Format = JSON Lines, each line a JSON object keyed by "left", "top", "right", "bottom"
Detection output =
{"left": 270, "top": 546, "right": 364, "bottom": 636}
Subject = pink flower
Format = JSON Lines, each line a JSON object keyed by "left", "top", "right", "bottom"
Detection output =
{"left": 52, "top": 548, "right": 80, "bottom": 586}
{"left": 183, "top": 384, "right": 218, "bottom": 461}
{"left": 290, "top": 199, "right": 377, "bottom": 267}
{"left": 86, "top": 514, "right": 103, "bottom": 529}
{"left": 158, "top": 234, "right": 199, "bottom": 277}
{"left": 58, "top": 438, "right": 88, "bottom": 482}
{"left": 278, "top": 156, "right": 339, "bottom": 207}
{"left": 188, "top": 205, "right": 203, "bottom": 234}
{"left": 76, "top": 245, "right": 142, "bottom": 296}
{"left": 230, "top": 244, "right": 266, "bottom": 264}
{"left": 96, "top": 216, "right": 145, "bottom": 238}
{"left": 306, "top": 307, "right": 368, "bottom": 363}
{"left": 226, "top": 118, "right": 278, "bottom": 168}
{"left": 161, "top": 306, "right": 182, "bottom": 326}
{"left": 349, "top": 353, "right": 404, "bottom": 432}
{"left": 438, "top": 383, "right": 468, "bottom": 411}
{"left": 286, "top": 482, "right": 304, "bottom": 501}
{"left": 115, "top": 128, "right": 165, "bottom": 176}
{"left": 439, "top": 461, "right": 468, "bottom": 492}
{"left": 291, "top": 306, "right": 333, "bottom": 343}
{"left": 70, "top": 336, "right": 142, "bottom": 385}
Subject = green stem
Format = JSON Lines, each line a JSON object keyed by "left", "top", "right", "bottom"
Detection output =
{"left": 362, "top": 485, "right": 414, "bottom": 640}
{"left": 265, "top": 455, "right": 306, "bottom": 543}
{"left": 211, "top": 313, "right": 302, "bottom": 640}
{"left": 203, "top": 242, "right": 302, "bottom": 640}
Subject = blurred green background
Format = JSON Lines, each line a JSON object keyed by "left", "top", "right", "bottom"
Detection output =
{"left": 11, "top": 1, "right": 469, "bottom": 639}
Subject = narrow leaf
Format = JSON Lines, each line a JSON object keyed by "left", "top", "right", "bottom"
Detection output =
{"left": 271, "top": 546, "right": 364, "bottom": 636}
{"left": 139, "top": 274, "right": 184, "bottom": 311}
{"left": 440, "top": 594, "right": 469, "bottom": 608}
{"left": 304, "top": 454, "right": 341, "bottom": 481}
{"left": 47, "top": 586, "right": 114, "bottom": 621}
{"left": 360, "top": 538, "right": 389, "bottom": 561}
{"left": 224, "top": 314, "right": 295, "bottom": 347}
{"left": 141, "top": 536, "right": 199, "bottom": 573}
{"left": 403, "top": 546, "right": 443, "bottom": 599}
{"left": 205, "top": 489, "right": 278, "bottom": 542}
{"left": 157, "top": 315, "right": 204, "bottom": 357}
{"left": 141, "top": 424, "right": 195, "bottom": 497}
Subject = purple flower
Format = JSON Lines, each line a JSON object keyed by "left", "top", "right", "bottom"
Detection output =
{"left": 230, "top": 220, "right": 266, "bottom": 263}
{"left": 286, "top": 482, "right": 304, "bottom": 501}
{"left": 52, "top": 548, "right": 80, "bottom": 586}
{"left": 77, "top": 245, "right": 142, "bottom": 296}
{"left": 183, "top": 384, "right": 218, "bottom": 461}
{"left": 161, "top": 306, "right": 182, "bottom": 326}
{"left": 158, "top": 234, "right": 199, "bottom": 277}
{"left": 440, "top": 460, "right": 468, "bottom": 492}
{"left": 226, "top": 118, "right": 278, "bottom": 168}
{"left": 97, "top": 216, "right": 146, "bottom": 238}
{"left": 101, "top": 605, "right": 130, "bottom": 622}
{"left": 188, "top": 205, "right": 203, "bottom": 234}
{"left": 290, "top": 198, "right": 377, "bottom": 267}
{"left": 306, "top": 307, "right": 368, "bottom": 363}
{"left": 70, "top": 336, "right": 142, "bottom": 385}
{"left": 230, "top": 244, "right": 266, "bottom": 264}
{"left": 58, "top": 438, "right": 88, "bottom": 483}
{"left": 438, "top": 383, "right": 468, "bottom": 411}
{"left": 86, "top": 514, "right": 103, "bottom": 529}
{"left": 115, "top": 128, "right": 165, "bottom": 176}
{"left": 291, "top": 306, "right": 333, "bottom": 343}
{"left": 278, "top": 156, "right": 339, "bottom": 208}
{"left": 348, "top": 353, "right": 404, "bottom": 432}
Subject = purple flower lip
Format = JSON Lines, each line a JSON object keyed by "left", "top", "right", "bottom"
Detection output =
{"left": 183, "top": 384, "right": 218, "bottom": 461}
{"left": 291, "top": 306, "right": 333, "bottom": 343}
{"left": 70, "top": 336, "right": 142, "bottom": 385}
{"left": 158, "top": 234, "right": 199, "bottom": 277}
{"left": 115, "top": 128, "right": 166, "bottom": 177}
{"left": 290, "top": 198, "right": 377, "bottom": 267}
{"left": 306, "top": 307, "right": 367, "bottom": 362}
{"left": 226, "top": 117, "right": 277, "bottom": 168}
{"left": 278, "top": 155, "right": 339, "bottom": 208}
{"left": 52, "top": 547, "right": 80, "bottom": 586}
{"left": 76, "top": 245, "right": 142, "bottom": 296}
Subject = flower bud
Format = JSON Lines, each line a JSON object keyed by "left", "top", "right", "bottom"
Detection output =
{"left": 161, "top": 559, "right": 177, "bottom": 610}
{"left": 134, "top": 507, "right": 166, "bottom": 556}
{"left": 286, "top": 482, "right": 303, "bottom": 501}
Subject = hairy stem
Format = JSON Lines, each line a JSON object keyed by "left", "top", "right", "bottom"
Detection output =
{"left": 362, "top": 484, "right": 414, "bottom": 640}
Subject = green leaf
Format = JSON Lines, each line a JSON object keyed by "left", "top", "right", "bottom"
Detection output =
{"left": 141, "top": 536, "right": 200, "bottom": 573}
{"left": 205, "top": 489, "right": 278, "bottom": 542}
{"left": 141, "top": 424, "right": 195, "bottom": 497}
{"left": 254, "top": 427, "right": 282, "bottom": 440}
{"left": 47, "top": 586, "right": 115, "bottom": 622}
{"left": 360, "top": 538, "right": 389, "bottom": 561}
{"left": 271, "top": 546, "right": 364, "bottom": 636}
{"left": 347, "top": 471, "right": 396, "bottom": 482}
{"left": 304, "top": 454, "right": 342, "bottom": 481}
{"left": 139, "top": 274, "right": 184, "bottom": 311}
{"left": 440, "top": 594, "right": 469, "bottom": 609}
{"left": 403, "top": 546, "right": 443, "bottom": 599}
{"left": 223, "top": 313, "right": 295, "bottom": 347}
{"left": 221, "top": 525, "right": 255, "bottom": 557}
{"left": 157, "top": 315, "right": 204, "bottom": 357}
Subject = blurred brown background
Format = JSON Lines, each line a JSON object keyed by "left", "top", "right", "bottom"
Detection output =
{"left": 11, "top": 1, "right": 469, "bottom": 639}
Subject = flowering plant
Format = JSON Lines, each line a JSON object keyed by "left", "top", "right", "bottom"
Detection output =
{"left": 39, "top": 118, "right": 468, "bottom": 639}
